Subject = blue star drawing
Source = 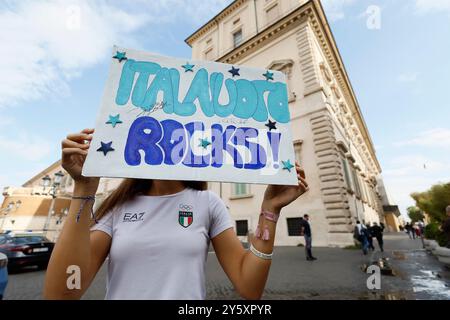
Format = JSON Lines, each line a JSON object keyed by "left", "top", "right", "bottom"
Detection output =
{"left": 199, "top": 138, "right": 211, "bottom": 149}
{"left": 112, "top": 51, "right": 127, "bottom": 63}
{"left": 263, "top": 70, "right": 274, "bottom": 81}
{"left": 182, "top": 62, "right": 195, "bottom": 72}
{"left": 265, "top": 120, "right": 277, "bottom": 131}
{"left": 105, "top": 114, "right": 123, "bottom": 128}
{"left": 281, "top": 160, "right": 294, "bottom": 172}
{"left": 228, "top": 66, "right": 240, "bottom": 77}
{"left": 97, "top": 141, "right": 115, "bottom": 156}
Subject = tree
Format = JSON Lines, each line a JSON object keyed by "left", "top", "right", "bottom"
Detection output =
{"left": 411, "top": 182, "right": 450, "bottom": 223}
{"left": 407, "top": 206, "right": 424, "bottom": 223}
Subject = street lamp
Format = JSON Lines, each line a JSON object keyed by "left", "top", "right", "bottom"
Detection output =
{"left": 54, "top": 171, "right": 64, "bottom": 186}
{"left": 43, "top": 171, "right": 65, "bottom": 232}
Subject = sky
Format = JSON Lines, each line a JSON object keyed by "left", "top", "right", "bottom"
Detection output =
{"left": 0, "top": 0, "right": 449, "bottom": 219}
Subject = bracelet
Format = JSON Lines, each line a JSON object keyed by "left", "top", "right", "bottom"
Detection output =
{"left": 254, "top": 209, "right": 280, "bottom": 241}
{"left": 249, "top": 244, "right": 273, "bottom": 260}
{"left": 71, "top": 195, "right": 97, "bottom": 223}
{"left": 261, "top": 210, "right": 279, "bottom": 223}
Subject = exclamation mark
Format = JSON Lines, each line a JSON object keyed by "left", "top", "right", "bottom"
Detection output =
{"left": 267, "top": 132, "right": 281, "bottom": 169}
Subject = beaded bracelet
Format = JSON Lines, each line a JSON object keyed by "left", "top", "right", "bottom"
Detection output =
{"left": 249, "top": 244, "right": 273, "bottom": 260}
{"left": 72, "top": 195, "right": 97, "bottom": 223}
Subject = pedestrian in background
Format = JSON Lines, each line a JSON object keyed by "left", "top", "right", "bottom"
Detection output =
{"left": 366, "top": 223, "right": 375, "bottom": 251}
{"left": 354, "top": 220, "right": 369, "bottom": 255}
{"left": 300, "top": 214, "right": 317, "bottom": 261}
{"left": 442, "top": 206, "right": 450, "bottom": 248}
{"left": 418, "top": 221, "right": 425, "bottom": 236}
{"left": 370, "top": 222, "right": 384, "bottom": 252}
{"left": 405, "top": 222, "right": 415, "bottom": 239}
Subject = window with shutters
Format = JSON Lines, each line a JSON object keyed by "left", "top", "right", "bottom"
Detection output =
{"left": 233, "top": 29, "right": 243, "bottom": 48}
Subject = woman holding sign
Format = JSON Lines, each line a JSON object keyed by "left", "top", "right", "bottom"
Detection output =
{"left": 44, "top": 128, "right": 309, "bottom": 300}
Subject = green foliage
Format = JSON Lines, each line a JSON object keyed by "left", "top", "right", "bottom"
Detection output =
{"left": 407, "top": 206, "right": 424, "bottom": 223}
{"left": 411, "top": 183, "right": 450, "bottom": 223}
{"left": 424, "top": 222, "right": 447, "bottom": 247}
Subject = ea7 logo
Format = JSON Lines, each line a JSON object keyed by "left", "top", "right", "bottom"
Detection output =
{"left": 123, "top": 212, "right": 145, "bottom": 222}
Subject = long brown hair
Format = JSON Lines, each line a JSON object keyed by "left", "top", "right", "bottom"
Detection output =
{"left": 93, "top": 179, "right": 207, "bottom": 224}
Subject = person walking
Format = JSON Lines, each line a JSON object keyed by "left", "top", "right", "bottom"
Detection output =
{"left": 300, "top": 214, "right": 317, "bottom": 261}
{"left": 370, "top": 222, "right": 384, "bottom": 252}
{"left": 354, "top": 220, "right": 369, "bottom": 255}
{"left": 442, "top": 205, "right": 450, "bottom": 248}
{"left": 405, "top": 222, "right": 414, "bottom": 239}
{"left": 418, "top": 221, "right": 425, "bottom": 237}
{"left": 366, "top": 223, "right": 375, "bottom": 251}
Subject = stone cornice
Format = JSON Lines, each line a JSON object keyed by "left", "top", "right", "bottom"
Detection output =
{"left": 216, "top": 6, "right": 311, "bottom": 64}
{"left": 185, "top": 0, "right": 245, "bottom": 46}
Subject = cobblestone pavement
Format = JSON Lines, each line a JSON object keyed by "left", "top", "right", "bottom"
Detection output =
{"left": 3, "top": 233, "right": 449, "bottom": 300}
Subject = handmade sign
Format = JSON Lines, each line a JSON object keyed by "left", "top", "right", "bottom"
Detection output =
{"left": 82, "top": 46, "right": 297, "bottom": 185}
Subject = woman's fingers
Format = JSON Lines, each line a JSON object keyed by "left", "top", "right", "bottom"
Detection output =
{"left": 296, "top": 176, "right": 309, "bottom": 192}
{"left": 62, "top": 148, "right": 88, "bottom": 157}
{"left": 299, "top": 176, "right": 308, "bottom": 188}
{"left": 295, "top": 162, "right": 306, "bottom": 179}
{"left": 81, "top": 128, "right": 95, "bottom": 134}
{"left": 61, "top": 139, "right": 90, "bottom": 150}
{"left": 297, "top": 180, "right": 308, "bottom": 192}
{"left": 66, "top": 132, "right": 93, "bottom": 144}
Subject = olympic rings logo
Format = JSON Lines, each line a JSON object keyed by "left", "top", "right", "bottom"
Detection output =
{"left": 179, "top": 204, "right": 193, "bottom": 211}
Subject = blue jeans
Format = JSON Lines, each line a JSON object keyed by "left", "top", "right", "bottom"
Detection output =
{"left": 304, "top": 235, "right": 312, "bottom": 258}
{"left": 360, "top": 235, "right": 369, "bottom": 254}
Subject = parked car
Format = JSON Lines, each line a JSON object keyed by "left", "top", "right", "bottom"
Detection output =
{"left": 0, "top": 233, "right": 54, "bottom": 272}
{"left": 0, "top": 252, "right": 7, "bottom": 299}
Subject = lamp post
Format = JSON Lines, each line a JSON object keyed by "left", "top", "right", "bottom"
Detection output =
{"left": 43, "top": 171, "right": 64, "bottom": 233}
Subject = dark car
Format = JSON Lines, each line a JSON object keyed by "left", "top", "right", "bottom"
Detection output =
{"left": 0, "top": 233, "right": 54, "bottom": 271}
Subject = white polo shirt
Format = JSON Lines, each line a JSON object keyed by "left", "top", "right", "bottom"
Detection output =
{"left": 91, "top": 188, "right": 233, "bottom": 300}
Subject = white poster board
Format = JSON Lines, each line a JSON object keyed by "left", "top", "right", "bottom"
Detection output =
{"left": 82, "top": 46, "right": 298, "bottom": 186}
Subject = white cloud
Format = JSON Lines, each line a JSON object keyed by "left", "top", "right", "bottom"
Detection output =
{"left": 415, "top": 0, "right": 450, "bottom": 14}
{"left": 383, "top": 155, "right": 449, "bottom": 177}
{"left": 395, "top": 128, "right": 450, "bottom": 148}
{"left": 397, "top": 72, "right": 419, "bottom": 83}
{"left": 0, "top": 0, "right": 151, "bottom": 108}
{"left": 0, "top": 133, "right": 52, "bottom": 161}
{"left": 321, "top": 0, "right": 356, "bottom": 22}
{"left": 0, "top": 115, "right": 15, "bottom": 126}
{"left": 382, "top": 154, "right": 450, "bottom": 215}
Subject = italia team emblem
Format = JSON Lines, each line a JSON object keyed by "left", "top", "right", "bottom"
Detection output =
{"left": 178, "top": 204, "right": 193, "bottom": 228}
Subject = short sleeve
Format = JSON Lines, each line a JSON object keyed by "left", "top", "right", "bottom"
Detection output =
{"left": 90, "top": 210, "right": 114, "bottom": 237}
{"left": 208, "top": 191, "right": 234, "bottom": 239}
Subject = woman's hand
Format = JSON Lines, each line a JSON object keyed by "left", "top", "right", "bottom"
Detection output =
{"left": 61, "top": 128, "right": 99, "bottom": 189}
{"left": 262, "top": 162, "right": 309, "bottom": 213}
